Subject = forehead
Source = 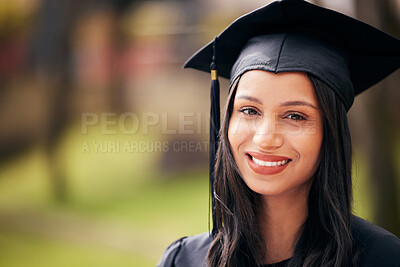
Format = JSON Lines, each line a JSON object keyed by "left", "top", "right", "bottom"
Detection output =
{"left": 235, "top": 70, "right": 319, "bottom": 106}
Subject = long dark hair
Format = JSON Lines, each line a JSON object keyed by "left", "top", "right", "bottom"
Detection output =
{"left": 207, "top": 74, "right": 358, "bottom": 266}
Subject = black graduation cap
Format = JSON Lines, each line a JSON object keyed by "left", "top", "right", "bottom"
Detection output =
{"left": 183, "top": 0, "right": 400, "bottom": 235}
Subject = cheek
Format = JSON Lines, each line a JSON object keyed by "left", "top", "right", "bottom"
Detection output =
{"left": 228, "top": 116, "right": 253, "bottom": 152}
{"left": 294, "top": 124, "right": 323, "bottom": 168}
{"left": 300, "top": 136, "right": 321, "bottom": 160}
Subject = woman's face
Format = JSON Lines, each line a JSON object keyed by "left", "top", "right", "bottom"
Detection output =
{"left": 228, "top": 70, "right": 323, "bottom": 197}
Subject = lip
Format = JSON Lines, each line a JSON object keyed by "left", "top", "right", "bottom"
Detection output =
{"left": 246, "top": 152, "right": 291, "bottom": 175}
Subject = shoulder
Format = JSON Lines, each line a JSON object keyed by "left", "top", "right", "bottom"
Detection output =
{"left": 352, "top": 215, "right": 400, "bottom": 266}
{"left": 157, "top": 232, "right": 213, "bottom": 267}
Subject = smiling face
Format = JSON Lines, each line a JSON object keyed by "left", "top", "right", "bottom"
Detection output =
{"left": 228, "top": 70, "right": 323, "bottom": 197}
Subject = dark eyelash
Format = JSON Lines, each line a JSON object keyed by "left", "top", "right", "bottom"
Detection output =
{"left": 238, "top": 107, "right": 259, "bottom": 116}
{"left": 286, "top": 112, "right": 307, "bottom": 121}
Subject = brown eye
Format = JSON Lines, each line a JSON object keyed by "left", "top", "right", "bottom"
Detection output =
{"left": 287, "top": 113, "right": 306, "bottom": 121}
{"left": 239, "top": 108, "right": 259, "bottom": 116}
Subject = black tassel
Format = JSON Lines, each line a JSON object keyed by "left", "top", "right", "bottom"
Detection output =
{"left": 209, "top": 37, "right": 220, "bottom": 237}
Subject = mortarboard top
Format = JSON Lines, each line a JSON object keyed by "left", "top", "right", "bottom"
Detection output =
{"left": 184, "top": 0, "right": 400, "bottom": 110}
{"left": 183, "top": 0, "right": 400, "bottom": 236}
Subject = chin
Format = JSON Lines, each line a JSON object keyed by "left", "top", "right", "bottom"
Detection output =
{"left": 243, "top": 176, "right": 313, "bottom": 198}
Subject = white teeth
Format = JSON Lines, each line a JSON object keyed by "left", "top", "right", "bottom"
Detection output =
{"left": 251, "top": 157, "right": 289, "bottom": 167}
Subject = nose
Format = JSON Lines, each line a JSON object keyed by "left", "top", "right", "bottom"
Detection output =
{"left": 252, "top": 115, "right": 284, "bottom": 150}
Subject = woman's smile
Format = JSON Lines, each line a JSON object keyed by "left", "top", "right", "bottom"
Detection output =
{"left": 246, "top": 153, "right": 291, "bottom": 175}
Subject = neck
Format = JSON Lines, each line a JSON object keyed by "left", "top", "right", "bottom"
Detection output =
{"left": 259, "top": 184, "right": 310, "bottom": 264}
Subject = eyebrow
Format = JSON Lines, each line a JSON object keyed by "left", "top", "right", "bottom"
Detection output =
{"left": 235, "top": 95, "right": 319, "bottom": 110}
{"left": 236, "top": 95, "right": 263, "bottom": 105}
{"left": 280, "top": 101, "right": 319, "bottom": 110}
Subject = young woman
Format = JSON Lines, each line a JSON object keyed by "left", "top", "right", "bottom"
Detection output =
{"left": 158, "top": 1, "right": 400, "bottom": 266}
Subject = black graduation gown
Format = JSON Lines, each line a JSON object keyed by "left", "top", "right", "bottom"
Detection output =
{"left": 157, "top": 215, "right": 400, "bottom": 267}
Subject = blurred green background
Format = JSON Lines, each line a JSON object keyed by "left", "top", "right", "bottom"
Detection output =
{"left": 0, "top": 0, "right": 399, "bottom": 266}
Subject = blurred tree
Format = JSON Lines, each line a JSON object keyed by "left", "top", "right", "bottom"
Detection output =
{"left": 355, "top": 0, "right": 400, "bottom": 236}
{"left": 30, "top": 0, "right": 138, "bottom": 202}
{"left": 30, "top": 0, "right": 80, "bottom": 201}
{"left": 0, "top": 0, "right": 38, "bottom": 160}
